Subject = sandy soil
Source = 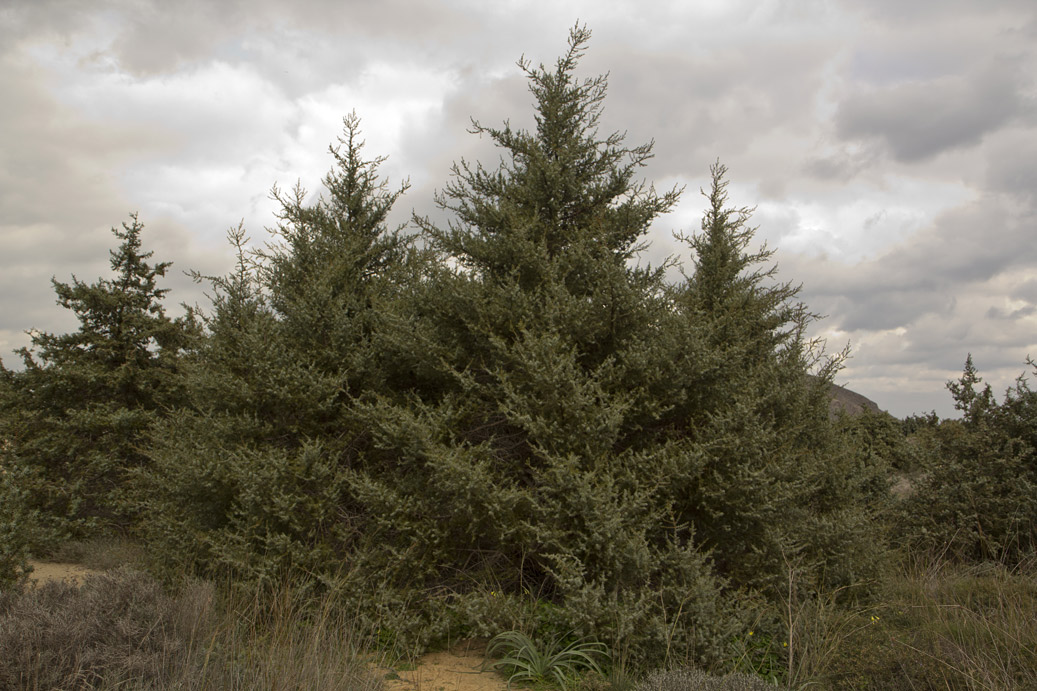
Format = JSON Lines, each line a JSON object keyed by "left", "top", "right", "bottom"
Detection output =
{"left": 27, "top": 560, "right": 101, "bottom": 586}
{"left": 373, "top": 639, "right": 509, "bottom": 691}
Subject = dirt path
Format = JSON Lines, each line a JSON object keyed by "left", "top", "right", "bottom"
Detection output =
{"left": 373, "top": 639, "right": 509, "bottom": 691}
{"left": 27, "top": 560, "right": 101, "bottom": 586}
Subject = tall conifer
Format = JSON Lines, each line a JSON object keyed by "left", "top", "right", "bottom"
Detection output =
{"left": 143, "top": 115, "right": 412, "bottom": 583}
{"left": 0, "top": 215, "right": 194, "bottom": 545}
{"left": 351, "top": 25, "right": 739, "bottom": 663}
{"left": 674, "top": 164, "right": 884, "bottom": 594}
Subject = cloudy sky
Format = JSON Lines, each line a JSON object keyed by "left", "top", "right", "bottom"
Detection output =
{"left": 2, "top": 0, "right": 1035, "bottom": 417}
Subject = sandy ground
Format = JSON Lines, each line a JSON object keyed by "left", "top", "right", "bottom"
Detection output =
{"left": 373, "top": 639, "right": 509, "bottom": 691}
{"left": 27, "top": 560, "right": 101, "bottom": 586}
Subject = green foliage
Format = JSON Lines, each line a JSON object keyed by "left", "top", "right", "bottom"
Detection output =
{"left": 837, "top": 408, "right": 923, "bottom": 475}
{"left": 897, "top": 355, "right": 1037, "bottom": 562}
{"left": 23, "top": 24, "right": 889, "bottom": 675}
{"left": 326, "top": 27, "right": 879, "bottom": 669}
{"left": 665, "top": 165, "right": 888, "bottom": 598}
{"left": 488, "top": 629, "right": 609, "bottom": 688}
{"left": 338, "top": 25, "right": 750, "bottom": 666}
{"left": 0, "top": 462, "right": 35, "bottom": 592}
{"left": 0, "top": 215, "right": 195, "bottom": 551}
{"left": 141, "top": 113, "right": 413, "bottom": 591}
{"left": 729, "top": 629, "right": 784, "bottom": 684}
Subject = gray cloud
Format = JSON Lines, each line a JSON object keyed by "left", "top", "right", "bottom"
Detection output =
{"left": 835, "top": 61, "right": 1026, "bottom": 162}
{"left": 1012, "top": 279, "right": 1037, "bottom": 303}
{"left": 848, "top": 0, "right": 1037, "bottom": 26}
{"left": 790, "top": 190, "right": 1035, "bottom": 329}
{"left": 984, "top": 127, "right": 1037, "bottom": 202}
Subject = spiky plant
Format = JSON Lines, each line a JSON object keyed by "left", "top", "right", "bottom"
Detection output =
{"left": 488, "top": 630, "right": 609, "bottom": 688}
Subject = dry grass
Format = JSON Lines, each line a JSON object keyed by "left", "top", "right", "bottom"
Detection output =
{"left": 877, "top": 555, "right": 1037, "bottom": 690}
{"left": 634, "top": 667, "right": 775, "bottom": 691}
{"left": 0, "top": 567, "right": 211, "bottom": 690}
{"left": 4, "top": 539, "right": 1035, "bottom": 691}
{"left": 190, "top": 580, "right": 383, "bottom": 691}
{"left": 0, "top": 566, "right": 382, "bottom": 691}
{"left": 793, "top": 553, "right": 1037, "bottom": 690}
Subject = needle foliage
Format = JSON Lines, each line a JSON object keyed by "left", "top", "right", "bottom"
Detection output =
{"left": 2, "top": 25, "right": 893, "bottom": 672}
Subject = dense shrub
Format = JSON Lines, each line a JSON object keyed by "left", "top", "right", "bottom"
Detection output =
{"left": 0, "top": 445, "right": 35, "bottom": 590}
{"left": 897, "top": 356, "right": 1037, "bottom": 562}
{"left": 837, "top": 408, "right": 925, "bottom": 476}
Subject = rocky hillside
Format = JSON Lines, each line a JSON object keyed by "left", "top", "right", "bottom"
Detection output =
{"left": 826, "top": 381, "right": 883, "bottom": 416}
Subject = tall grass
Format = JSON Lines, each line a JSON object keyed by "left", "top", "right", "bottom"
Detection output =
{"left": 0, "top": 566, "right": 382, "bottom": 691}
{"left": 3, "top": 547, "right": 1035, "bottom": 690}
{"left": 874, "top": 554, "right": 1037, "bottom": 690}
{"left": 786, "top": 552, "right": 1037, "bottom": 689}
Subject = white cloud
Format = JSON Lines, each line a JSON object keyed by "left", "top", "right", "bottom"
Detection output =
{"left": 756, "top": 177, "right": 974, "bottom": 262}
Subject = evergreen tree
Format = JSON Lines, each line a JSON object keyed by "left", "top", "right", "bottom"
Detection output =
{"left": 136, "top": 27, "right": 888, "bottom": 667}
{"left": 0, "top": 215, "right": 195, "bottom": 546}
{"left": 680, "top": 162, "right": 806, "bottom": 359}
{"left": 346, "top": 25, "right": 743, "bottom": 664}
{"left": 900, "top": 356, "right": 1037, "bottom": 561}
{"left": 670, "top": 163, "right": 887, "bottom": 595}
{"left": 142, "top": 114, "right": 414, "bottom": 585}
{"left": 946, "top": 353, "right": 996, "bottom": 424}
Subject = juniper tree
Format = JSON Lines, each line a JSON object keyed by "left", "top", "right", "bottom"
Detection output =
{"left": 672, "top": 164, "right": 887, "bottom": 595}
{"left": 142, "top": 114, "right": 415, "bottom": 584}
{"left": 0, "top": 215, "right": 195, "bottom": 545}
{"left": 411, "top": 24, "right": 684, "bottom": 440}
{"left": 135, "top": 27, "right": 887, "bottom": 666}
{"left": 946, "top": 353, "right": 996, "bottom": 424}
{"left": 899, "top": 356, "right": 1037, "bottom": 562}
{"left": 347, "top": 25, "right": 742, "bottom": 664}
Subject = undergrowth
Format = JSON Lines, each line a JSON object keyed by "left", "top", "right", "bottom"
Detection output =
{"left": 0, "top": 565, "right": 381, "bottom": 691}
{"left": 795, "top": 552, "right": 1037, "bottom": 689}
{"left": 2, "top": 546, "right": 1035, "bottom": 690}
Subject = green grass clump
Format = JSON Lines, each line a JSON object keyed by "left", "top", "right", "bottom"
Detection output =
{"left": 488, "top": 629, "right": 609, "bottom": 688}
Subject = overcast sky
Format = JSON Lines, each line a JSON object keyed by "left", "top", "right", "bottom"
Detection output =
{"left": 2, "top": 0, "right": 1035, "bottom": 418}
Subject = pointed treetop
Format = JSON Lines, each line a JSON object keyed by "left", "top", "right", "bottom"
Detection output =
{"left": 420, "top": 23, "right": 679, "bottom": 288}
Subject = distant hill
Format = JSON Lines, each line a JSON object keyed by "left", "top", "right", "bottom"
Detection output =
{"left": 826, "top": 381, "right": 883, "bottom": 417}
{"left": 807, "top": 375, "right": 884, "bottom": 417}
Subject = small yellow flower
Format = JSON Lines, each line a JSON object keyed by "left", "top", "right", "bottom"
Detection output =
{"left": 782, "top": 642, "right": 788, "bottom": 648}
{"left": 748, "top": 631, "right": 754, "bottom": 637}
